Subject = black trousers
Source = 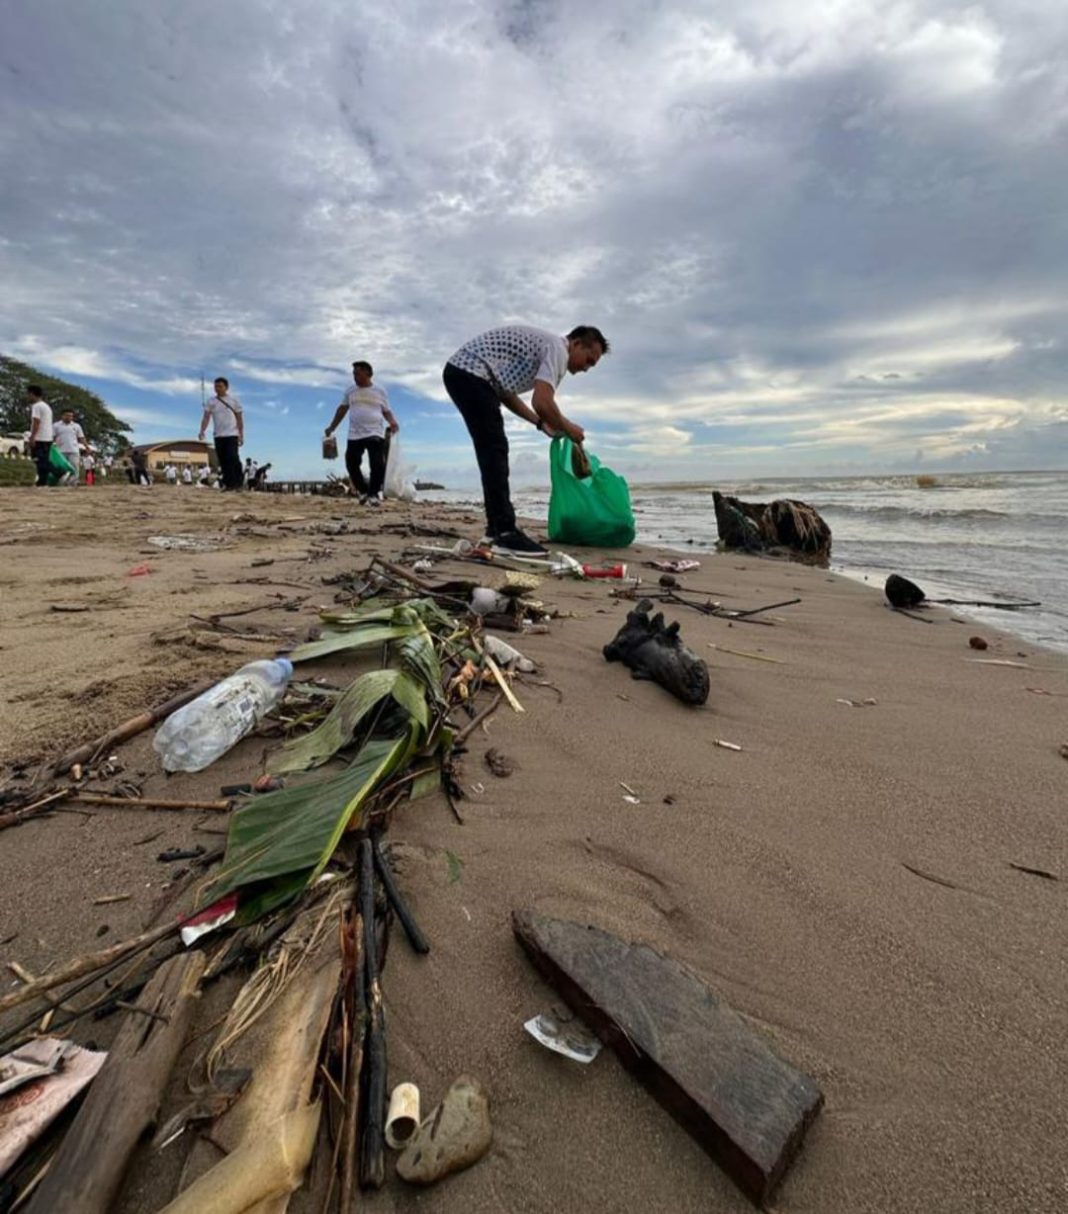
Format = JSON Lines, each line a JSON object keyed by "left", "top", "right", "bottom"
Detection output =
{"left": 33, "top": 441, "right": 52, "bottom": 486}
{"left": 214, "top": 436, "right": 243, "bottom": 490}
{"left": 443, "top": 363, "right": 515, "bottom": 536}
{"left": 345, "top": 437, "right": 386, "bottom": 497}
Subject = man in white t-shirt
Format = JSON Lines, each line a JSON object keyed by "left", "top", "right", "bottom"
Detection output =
{"left": 443, "top": 324, "right": 608, "bottom": 557}
{"left": 181, "top": 464, "right": 193, "bottom": 485}
{"left": 197, "top": 376, "right": 245, "bottom": 490}
{"left": 26, "top": 385, "right": 55, "bottom": 487}
{"left": 164, "top": 463, "right": 178, "bottom": 485}
{"left": 52, "top": 409, "right": 89, "bottom": 485}
{"left": 323, "top": 361, "right": 399, "bottom": 505}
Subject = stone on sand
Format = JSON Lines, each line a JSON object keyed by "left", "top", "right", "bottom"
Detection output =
{"left": 396, "top": 1076, "right": 492, "bottom": 1185}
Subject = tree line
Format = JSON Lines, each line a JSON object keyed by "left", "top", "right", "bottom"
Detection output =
{"left": 0, "top": 354, "right": 132, "bottom": 455}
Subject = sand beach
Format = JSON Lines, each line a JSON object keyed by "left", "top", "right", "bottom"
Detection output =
{"left": 1, "top": 483, "right": 1065, "bottom": 1212}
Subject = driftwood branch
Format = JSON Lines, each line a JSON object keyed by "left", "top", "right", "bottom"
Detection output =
{"left": 26, "top": 951, "right": 206, "bottom": 1214}
{"left": 372, "top": 838, "right": 430, "bottom": 955}
{"left": 49, "top": 679, "right": 218, "bottom": 777}
{"left": 358, "top": 837, "right": 387, "bottom": 1190}
{"left": 0, "top": 921, "right": 179, "bottom": 1015}
{"left": 71, "top": 793, "right": 232, "bottom": 813}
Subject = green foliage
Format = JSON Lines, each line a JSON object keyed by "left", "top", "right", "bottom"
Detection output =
{"left": 0, "top": 354, "right": 132, "bottom": 456}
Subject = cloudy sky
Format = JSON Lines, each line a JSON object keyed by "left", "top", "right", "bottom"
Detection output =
{"left": 2, "top": 0, "right": 1067, "bottom": 484}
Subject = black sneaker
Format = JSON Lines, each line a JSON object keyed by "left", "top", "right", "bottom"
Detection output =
{"left": 491, "top": 529, "right": 549, "bottom": 558}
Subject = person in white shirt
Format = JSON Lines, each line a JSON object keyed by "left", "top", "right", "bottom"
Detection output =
{"left": 323, "top": 361, "right": 399, "bottom": 506}
{"left": 52, "top": 409, "right": 89, "bottom": 486}
{"left": 197, "top": 376, "right": 245, "bottom": 490}
{"left": 181, "top": 464, "right": 193, "bottom": 485}
{"left": 197, "top": 464, "right": 210, "bottom": 486}
{"left": 26, "top": 385, "right": 54, "bottom": 487}
{"left": 443, "top": 324, "right": 608, "bottom": 556}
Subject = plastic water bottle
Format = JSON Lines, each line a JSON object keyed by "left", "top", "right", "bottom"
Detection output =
{"left": 153, "top": 658, "right": 294, "bottom": 772}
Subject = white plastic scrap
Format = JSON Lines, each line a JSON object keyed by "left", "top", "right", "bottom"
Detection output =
{"left": 483, "top": 634, "right": 536, "bottom": 673}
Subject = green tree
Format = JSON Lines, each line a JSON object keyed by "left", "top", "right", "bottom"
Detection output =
{"left": 0, "top": 354, "right": 132, "bottom": 455}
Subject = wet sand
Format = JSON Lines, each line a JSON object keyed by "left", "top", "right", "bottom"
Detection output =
{"left": 1, "top": 483, "right": 1066, "bottom": 1212}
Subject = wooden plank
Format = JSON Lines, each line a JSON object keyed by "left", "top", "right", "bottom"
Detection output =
{"left": 26, "top": 951, "right": 206, "bottom": 1214}
{"left": 512, "top": 910, "right": 823, "bottom": 1207}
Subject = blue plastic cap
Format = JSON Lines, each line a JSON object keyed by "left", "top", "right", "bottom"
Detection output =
{"left": 276, "top": 657, "right": 294, "bottom": 678}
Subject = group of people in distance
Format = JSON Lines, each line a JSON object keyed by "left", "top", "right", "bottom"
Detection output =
{"left": 23, "top": 322, "right": 610, "bottom": 549}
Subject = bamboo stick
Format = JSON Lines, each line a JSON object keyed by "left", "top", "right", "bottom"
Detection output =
{"left": 0, "top": 921, "right": 178, "bottom": 1015}
{"left": 372, "top": 838, "right": 430, "bottom": 955}
{"left": 71, "top": 793, "right": 232, "bottom": 812}
{"left": 50, "top": 678, "right": 218, "bottom": 776}
{"left": 358, "top": 837, "right": 387, "bottom": 1190}
{"left": 339, "top": 905, "right": 365, "bottom": 1213}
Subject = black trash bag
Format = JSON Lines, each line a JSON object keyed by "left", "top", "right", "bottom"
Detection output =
{"left": 603, "top": 599, "right": 710, "bottom": 706}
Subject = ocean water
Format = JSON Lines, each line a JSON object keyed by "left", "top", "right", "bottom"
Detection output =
{"left": 424, "top": 471, "right": 1068, "bottom": 655}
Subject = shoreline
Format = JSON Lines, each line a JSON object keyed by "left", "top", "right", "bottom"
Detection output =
{"left": 1, "top": 485, "right": 1066, "bottom": 1212}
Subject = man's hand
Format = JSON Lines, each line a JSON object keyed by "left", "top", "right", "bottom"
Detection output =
{"left": 197, "top": 432, "right": 205, "bottom": 443}
{"left": 389, "top": 422, "right": 399, "bottom": 434}
{"left": 562, "top": 420, "right": 585, "bottom": 443}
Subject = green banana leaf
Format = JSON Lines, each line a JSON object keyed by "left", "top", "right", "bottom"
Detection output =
{"left": 274, "top": 668, "right": 427, "bottom": 772}
{"left": 288, "top": 621, "right": 418, "bottom": 663}
{"left": 393, "top": 614, "right": 443, "bottom": 700}
{"left": 205, "top": 728, "right": 417, "bottom": 906}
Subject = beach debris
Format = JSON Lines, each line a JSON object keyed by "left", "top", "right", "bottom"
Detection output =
{"left": 445, "top": 851, "right": 464, "bottom": 884}
{"left": 969, "top": 636, "right": 989, "bottom": 650}
{"left": 1008, "top": 862, "right": 1058, "bottom": 881}
{"left": 969, "top": 659, "right": 1030, "bottom": 668}
{"left": 470, "top": 586, "right": 509, "bottom": 616}
{"left": 157, "top": 846, "right": 205, "bottom": 864}
{"left": 603, "top": 599, "right": 710, "bottom": 706}
{"left": 357, "top": 838, "right": 388, "bottom": 1191}
{"left": 49, "top": 602, "right": 91, "bottom": 612}
{"left": 663, "top": 794, "right": 677, "bottom": 805}
{"left": 713, "top": 491, "right": 831, "bottom": 565}
{"left": 396, "top": 1076, "right": 493, "bottom": 1186}
{"left": 885, "top": 573, "right": 1040, "bottom": 611}
{"left": 483, "top": 634, "right": 536, "bottom": 673}
{"left": 150, "top": 1067, "right": 252, "bottom": 1151}
{"left": 24, "top": 953, "right": 206, "bottom": 1214}
{"left": 1059, "top": 743, "right": 1068, "bottom": 760}
{"left": 126, "top": 563, "right": 153, "bottom": 576}
{"left": 0, "top": 1040, "right": 106, "bottom": 1179}
{"left": 386, "top": 1083, "right": 421, "bottom": 1149}
{"left": 72, "top": 792, "right": 231, "bottom": 812}
{"left": 92, "top": 893, "right": 131, "bottom": 906}
{"left": 512, "top": 910, "right": 823, "bottom": 1206}
{"left": 179, "top": 893, "right": 238, "bottom": 947}
{"left": 901, "top": 862, "right": 962, "bottom": 891}
{"left": 523, "top": 1008, "right": 603, "bottom": 1063}
{"left": 372, "top": 837, "right": 430, "bottom": 955}
{"left": 146, "top": 534, "right": 222, "bottom": 552}
{"left": 484, "top": 747, "right": 517, "bottom": 778}
{"left": 650, "top": 559, "right": 700, "bottom": 573}
{"left": 836, "top": 697, "right": 878, "bottom": 708}
{"left": 713, "top": 738, "right": 743, "bottom": 751}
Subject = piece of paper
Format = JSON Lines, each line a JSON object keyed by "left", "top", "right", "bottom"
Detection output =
{"left": 524, "top": 1011, "right": 603, "bottom": 1064}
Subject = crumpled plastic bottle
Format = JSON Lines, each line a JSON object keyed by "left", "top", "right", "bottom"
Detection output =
{"left": 152, "top": 658, "right": 293, "bottom": 772}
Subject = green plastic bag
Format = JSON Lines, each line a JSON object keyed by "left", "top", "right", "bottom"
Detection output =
{"left": 46, "top": 445, "right": 74, "bottom": 485}
{"left": 547, "top": 436, "right": 635, "bottom": 548}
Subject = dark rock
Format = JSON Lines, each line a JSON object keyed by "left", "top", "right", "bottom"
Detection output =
{"left": 885, "top": 574, "right": 926, "bottom": 608}
{"left": 712, "top": 492, "right": 832, "bottom": 565}
{"left": 968, "top": 636, "right": 989, "bottom": 650}
{"left": 603, "top": 600, "right": 710, "bottom": 706}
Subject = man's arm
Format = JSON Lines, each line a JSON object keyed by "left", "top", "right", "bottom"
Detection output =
{"left": 324, "top": 404, "right": 348, "bottom": 435}
{"left": 236, "top": 408, "right": 244, "bottom": 447}
{"left": 29, "top": 413, "right": 39, "bottom": 444}
{"left": 499, "top": 390, "right": 540, "bottom": 427}
{"left": 382, "top": 406, "right": 399, "bottom": 434}
{"left": 531, "top": 381, "right": 585, "bottom": 444}
{"left": 197, "top": 409, "right": 211, "bottom": 441}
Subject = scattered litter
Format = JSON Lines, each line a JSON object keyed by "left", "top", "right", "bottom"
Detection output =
{"left": 92, "top": 894, "right": 131, "bottom": 906}
{"left": 49, "top": 603, "right": 91, "bottom": 613}
{"left": 1059, "top": 743, "right": 1068, "bottom": 760}
{"left": 0, "top": 1039, "right": 106, "bottom": 1177}
{"left": 968, "top": 659, "right": 1031, "bottom": 668}
{"left": 483, "top": 634, "right": 536, "bottom": 673}
{"left": 385, "top": 1082, "right": 421, "bottom": 1149}
{"left": 523, "top": 1008, "right": 603, "bottom": 1063}
{"left": 603, "top": 599, "right": 710, "bottom": 706}
{"left": 619, "top": 781, "right": 639, "bottom": 796}
{"left": 126, "top": 563, "right": 153, "bottom": 577}
{"left": 253, "top": 773, "right": 285, "bottom": 793}
{"left": 468, "top": 781, "right": 485, "bottom": 795}
{"left": 1027, "top": 687, "right": 1068, "bottom": 697}
{"left": 158, "top": 846, "right": 206, "bottom": 864}
{"left": 713, "top": 739, "right": 742, "bottom": 751}
{"left": 250, "top": 557, "right": 274, "bottom": 567}
{"left": 445, "top": 851, "right": 464, "bottom": 884}
{"left": 412, "top": 559, "right": 433, "bottom": 573}
{"left": 147, "top": 534, "right": 222, "bottom": 552}
{"left": 179, "top": 892, "right": 238, "bottom": 946}
{"left": 650, "top": 559, "right": 700, "bottom": 573}
{"left": 469, "top": 587, "right": 509, "bottom": 616}
{"left": 968, "top": 636, "right": 989, "bottom": 650}
{"left": 663, "top": 794, "right": 676, "bottom": 805}
{"left": 836, "top": 697, "right": 878, "bottom": 708}
{"left": 1008, "top": 862, "right": 1058, "bottom": 881}
{"left": 623, "top": 795, "right": 641, "bottom": 805}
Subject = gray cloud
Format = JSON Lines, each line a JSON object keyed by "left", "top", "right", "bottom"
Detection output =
{"left": 1, "top": 0, "right": 1066, "bottom": 473}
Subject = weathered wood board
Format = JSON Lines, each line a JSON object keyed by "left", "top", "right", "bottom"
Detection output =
{"left": 513, "top": 910, "right": 823, "bottom": 1206}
